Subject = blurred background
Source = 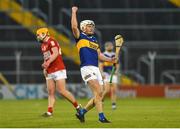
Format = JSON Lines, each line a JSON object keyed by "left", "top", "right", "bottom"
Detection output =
{"left": 0, "top": 0, "right": 180, "bottom": 99}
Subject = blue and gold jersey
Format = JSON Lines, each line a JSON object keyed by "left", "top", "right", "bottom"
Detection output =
{"left": 76, "top": 33, "right": 99, "bottom": 67}
{"left": 103, "top": 51, "right": 115, "bottom": 74}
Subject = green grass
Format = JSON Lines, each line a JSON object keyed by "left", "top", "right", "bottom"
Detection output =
{"left": 0, "top": 98, "right": 180, "bottom": 128}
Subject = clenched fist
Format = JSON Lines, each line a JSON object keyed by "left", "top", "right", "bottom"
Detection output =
{"left": 72, "top": 6, "right": 78, "bottom": 13}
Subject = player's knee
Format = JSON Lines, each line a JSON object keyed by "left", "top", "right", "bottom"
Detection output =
{"left": 48, "top": 89, "right": 55, "bottom": 96}
{"left": 48, "top": 91, "right": 54, "bottom": 96}
{"left": 59, "top": 89, "right": 67, "bottom": 96}
{"left": 99, "top": 91, "right": 103, "bottom": 98}
{"left": 95, "top": 92, "right": 103, "bottom": 101}
{"left": 103, "top": 88, "right": 108, "bottom": 94}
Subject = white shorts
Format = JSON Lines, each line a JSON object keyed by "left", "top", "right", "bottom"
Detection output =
{"left": 80, "top": 66, "right": 104, "bottom": 85}
{"left": 46, "top": 70, "right": 67, "bottom": 81}
{"left": 103, "top": 72, "right": 118, "bottom": 84}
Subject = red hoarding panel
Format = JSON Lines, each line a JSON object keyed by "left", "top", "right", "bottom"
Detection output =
{"left": 118, "top": 85, "right": 180, "bottom": 98}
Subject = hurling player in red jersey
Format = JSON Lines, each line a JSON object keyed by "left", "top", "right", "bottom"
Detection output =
{"left": 36, "top": 28, "right": 82, "bottom": 118}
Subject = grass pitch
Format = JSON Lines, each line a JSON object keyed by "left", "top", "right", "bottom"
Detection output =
{"left": 0, "top": 98, "right": 180, "bottom": 128}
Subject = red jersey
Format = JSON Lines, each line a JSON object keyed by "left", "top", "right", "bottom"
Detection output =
{"left": 41, "top": 37, "right": 65, "bottom": 74}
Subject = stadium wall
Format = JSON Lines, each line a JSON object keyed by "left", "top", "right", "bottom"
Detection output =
{"left": 0, "top": 84, "right": 180, "bottom": 99}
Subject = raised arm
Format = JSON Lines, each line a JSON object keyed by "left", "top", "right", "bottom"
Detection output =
{"left": 71, "top": 6, "right": 80, "bottom": 39}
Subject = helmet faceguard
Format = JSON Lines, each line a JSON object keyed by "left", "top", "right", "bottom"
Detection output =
{"left": 36, "top": 28, "right": 50, "bottom": 43}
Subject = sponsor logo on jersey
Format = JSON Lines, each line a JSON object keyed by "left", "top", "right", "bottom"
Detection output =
{"left": 43, "top": 51, "right": 51, "bottom": 60}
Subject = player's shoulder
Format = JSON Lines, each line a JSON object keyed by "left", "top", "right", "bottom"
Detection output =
{"left": 47, "top": 37, "right": 58, "bottom": 46}
{"left": 75, "top": 32, "right": 83, "bottom": 42}
{"left": 111, "top": 51, "right": 115, "bottom": 55}
{"left": 48, "top": 37, "right": 56, "bottom": 42}
{"left": 79, "top": 32, "right": 88, "bottom": 40}
{"left": 110, "top": 52, "right": 115, "bottom": 57}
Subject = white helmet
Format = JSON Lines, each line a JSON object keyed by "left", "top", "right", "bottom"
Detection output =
{"left": 80, "top": 20, "right": 95, "bottom": 31}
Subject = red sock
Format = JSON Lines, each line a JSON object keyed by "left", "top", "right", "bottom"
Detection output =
{"left": 48, "top": 107, "right": 53, "bottom": 113}
{"left": 73, "top": 101, "right": 78, "bottom": 109}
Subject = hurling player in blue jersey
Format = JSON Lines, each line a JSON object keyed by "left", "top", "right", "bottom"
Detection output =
{"left": 71, "top": 6, "right": 116, "bottom": 123}
{"left": 99, "top": 41, "right": 120, "bottom": 110}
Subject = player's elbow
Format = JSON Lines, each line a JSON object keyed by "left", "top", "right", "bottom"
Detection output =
{"left": 71, "top": 25, "right": 78, "bottom": 31}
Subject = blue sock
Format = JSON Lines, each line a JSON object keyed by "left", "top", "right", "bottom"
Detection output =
{"left": 82, "top": 109, "right": 87, "bottom": 114}
{"left": 99, "top": 112, "right": 105, "bottom": 120}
